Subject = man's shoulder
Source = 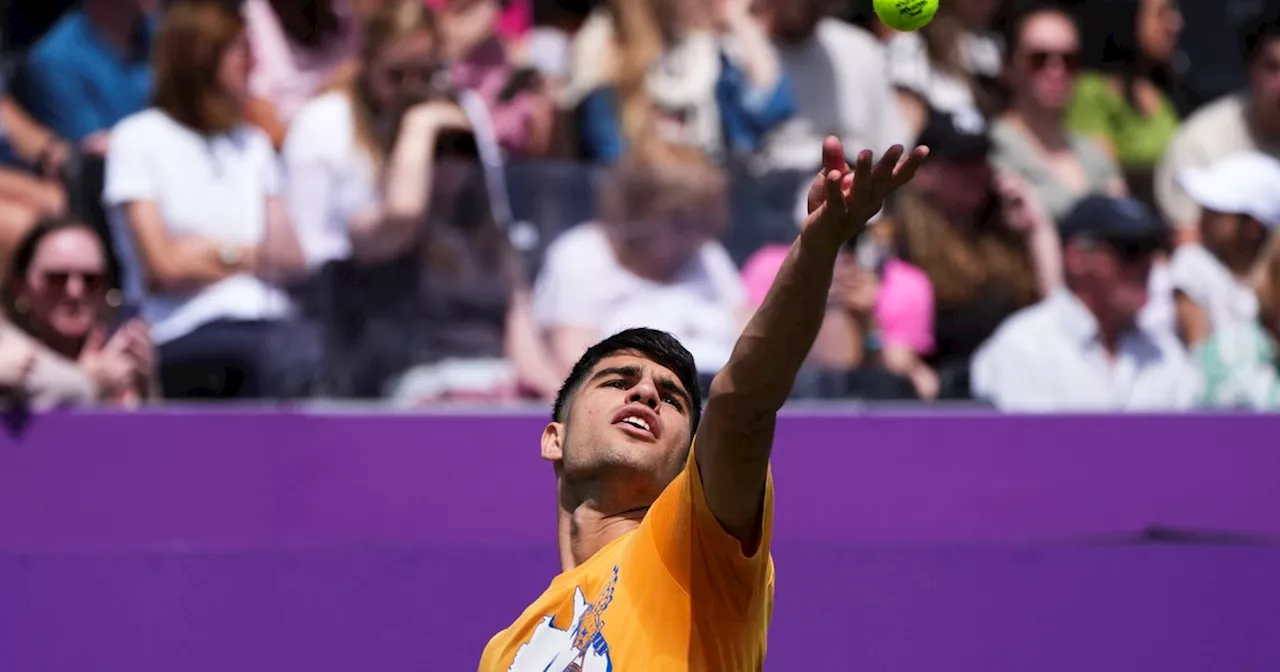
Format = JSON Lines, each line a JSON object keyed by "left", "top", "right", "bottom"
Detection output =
{"left": 1176, "top": 92, "right": 1248, "bottom": 142}
{"left": 816, "top": 18, "right": 883, "bottom": 54}
{"left": 984, "top": 298, "right": 1063, "bottom": 347}
{"left": 28, "top": 11, "right": 94, "bottom": 65}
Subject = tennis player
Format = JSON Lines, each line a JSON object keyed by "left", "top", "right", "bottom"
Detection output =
{"left": 479, "top": 137, "right": 928, "bottom": 671}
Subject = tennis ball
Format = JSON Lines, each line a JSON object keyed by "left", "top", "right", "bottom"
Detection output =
{"left": 874, "top": 0, "right": 939, "bottom": 32}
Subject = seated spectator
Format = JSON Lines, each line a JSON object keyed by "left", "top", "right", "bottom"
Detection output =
{"left": 568, "top": 0, "right": 793, "bottom": 163}
{"left": 1169, "top": 152, "right": 1280, "bottom": 348}
{"left": 884, "top": 0, "right": 1003, "bottom": 137}
{"left": 740, "top": 215, "right": 938, "bottom": 399}
{"left": 1155, "top": 5, "right": 1280, "bottom": 239}
{"left": 895, "top": 106, "right": 1062, "bottom": 398}
{"left": 17, "top": 0, "right": 156, "bottom": 153}
{"left": 3, "top": 216, "right": 154, "bottom": 405}
{"left": 532, "top": 142, "right": 747, "bottom": 377}
{"left": 284, "top": 0, "right": 562, "bottom": 400}
{"left": 1067, "top": 0, "right": 1184, "bottom": 207}
{"left": 104, "top": 0, "right": 312, "bottom": 399}
{"left": 759, "top": 0, "right": 905, "bottom": 172}
{"left": 241, "top": 0, "right": 361, "bottom": 148}
{"left": 0, "top": 317, "right": 96, "bottom": 409}
{"left": 1195, "top": 232, "right": 1280, "bottom": 409}
{"left": 436, "top": 0, "right": 554, "bottom": 157}
{"left": 972, "top": 195, "right": 1198, "bottom": 411}
{"left": 990, "top": 7, "right": 1126, "bottom": 224}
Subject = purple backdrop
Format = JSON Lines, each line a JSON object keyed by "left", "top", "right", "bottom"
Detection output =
{"left": 1, "top": 410, "right": 1278, "bottom": 670}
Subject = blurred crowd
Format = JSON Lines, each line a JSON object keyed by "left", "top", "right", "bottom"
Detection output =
{"left": 1, "top": 0, "right": 1280, "bottom": 411}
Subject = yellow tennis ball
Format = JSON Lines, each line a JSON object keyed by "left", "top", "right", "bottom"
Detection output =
{"left": 874, "top": 0, "right": 939, "bottom": 32}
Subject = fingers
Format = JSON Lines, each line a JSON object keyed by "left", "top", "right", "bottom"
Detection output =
{"left": 890, "top": 145, "right": 931, "bottom": 189}
{"left": 823, "top": 169, "right": 846, "bottom": 218}
{"left": 849, "top": 149, "right": 874, "bottom": 205}
{"left": 822, "top": 136, "right": 848, "bottom": 175}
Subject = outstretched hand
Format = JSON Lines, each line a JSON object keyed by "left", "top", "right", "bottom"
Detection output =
{"left": 804, "top": 136, "right": 929, "bottom": 242}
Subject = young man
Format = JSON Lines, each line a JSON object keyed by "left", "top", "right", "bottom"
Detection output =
{"left": 478, "top": 136, "right": 927, "bottom": 670}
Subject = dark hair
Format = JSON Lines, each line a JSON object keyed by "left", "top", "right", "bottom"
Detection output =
{"left": 552, "top": 328, "right": 702, "bottom": 433}
{"left": 1076, "top": 0, "right": 1186, "bottom": 115}
{"left": 3, "top": 216, "right": 111, "bottom": 320}
{"left": 1243, "top": 2, "right": 1280, "bottom": 63}
{"left": 1003, "top": 2, "right": 1078, "bottom": 54}
{"left": 267, "top": 0, "right": 344, "bottom": 48}
{"left": 152, "top": 0, "right": 246, "bottom": 134}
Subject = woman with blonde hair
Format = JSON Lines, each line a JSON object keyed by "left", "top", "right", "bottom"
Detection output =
{"left": 569, "top": 0, "right": 794, "bottom": 163}
{"left": 283, "top": 0, "right": 563, "bottom": 400}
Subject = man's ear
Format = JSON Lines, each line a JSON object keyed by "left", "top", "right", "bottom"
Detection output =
{"left": 541, "top": 421, "right": 564, "bottom": 462}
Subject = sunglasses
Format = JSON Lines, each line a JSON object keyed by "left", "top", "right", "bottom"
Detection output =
{"left": 1026, "top": 49, "right": 1082, "bottom": 73}
{"left": 384, "top": 62, "right": 442, "bottom": 87}
{"left": 42, "top": 270, "right": 105, "bottom": 294}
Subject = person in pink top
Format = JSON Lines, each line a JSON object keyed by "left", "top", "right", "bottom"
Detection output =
{"left": 741, "top": 234, "right": 940, "bottom": 399}
{"left": 432, "top": 0, "right": 551, "bottom": 156}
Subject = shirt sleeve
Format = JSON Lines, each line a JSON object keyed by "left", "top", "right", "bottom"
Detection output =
{"left": 282, "top": 108, "right": 339, "bottom": 267}
{"left": 21, "top": 55, "right": 105, "bottom": 141}
{"left": 1065, "top": 73, "right": 1115, "bottom": 143}
{"left": 1154, "top": 127, "right": 1203, "bottom": 230}
{"left": 739, "top": 246, "right": 788, "bottom": 308}
{"left": 641, "top": 443, "right": 774, "bottom": 619}
{"left": 530, "top": 228, "right": 608, "bottom": 330}
{"left": 102, "top": 119, "right": 157, "bottom": 206}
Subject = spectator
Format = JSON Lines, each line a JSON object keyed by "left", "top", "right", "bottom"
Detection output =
{"left": 428, "top": 0, "right": 531, "bottom": 43}
{"left": 569, "top": 0, "right": 793, "bottom": 163}
{"left": 740, "top": 216, "right": 938, "bottom": 399}
{"left": 971, "top": 195, "right": 1198, "bottom": 411}
{"left": 436, "top": 0, "right": 555, "bottom": 157}
{"left": 532, "top": 143, "right": 747, "bottom": 378}
{"left": 758, "top": 0, "right": 906, "bottom": 171}
{"left": 104, "top": 0, "right": 312, "bottom": 399}
{"left": 18, "top": 0, "right": 157, "bottom": 152}
{"left": 241, "top": 0, "right": 361, "bottom": 148}
{"left": 990, "top": 7, "right": 1126, "bottom": 224}
{"left": 284, "top": 0, "right": 562, "bottom": 400}
{"left": 895, "top": 106, "right": 1062, "bottom": 398}
{"left": 1169, "top": 152, "right": 1280, "bottom": 348}
{"left": 1195, "top": 232, "right": 1280, "bottom": 409}
{"left": 1067, "top": 0, "right": 1185, "bottom": 207}
{"left": 1155, "top": 6, "right": 1280, "bottom": 238}
{"left": 884, "top": 0, "right": 1003, "bottom": 137}
{"left": 3, "top": 216, "right": 154, "bottom": 405}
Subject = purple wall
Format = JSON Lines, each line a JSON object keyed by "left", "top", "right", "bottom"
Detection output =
{"left": 1, "top": 410, "right": 1278, "bottom": 670}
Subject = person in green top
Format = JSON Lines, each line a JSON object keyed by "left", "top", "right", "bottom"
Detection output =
{"left": 1066, "top": 0, "right": 1185, "bottom": 203}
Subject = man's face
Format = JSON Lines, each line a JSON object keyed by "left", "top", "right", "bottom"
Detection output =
{"left": 1068, "top": 240, "right": 1154, "bottom": 325}
{"left": 545, "top": 354, "right": 695, "bottom": 503}
{"left": 1251, "top": 38, "right": 1280, "bottom": 117}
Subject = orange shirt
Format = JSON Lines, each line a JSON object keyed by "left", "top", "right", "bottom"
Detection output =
{"left": 478, "top": 449, "right": 775, "bottom": 671}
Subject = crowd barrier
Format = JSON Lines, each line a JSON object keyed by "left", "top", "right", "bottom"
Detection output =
{"left": 1, "top": 409, "right": 1278, "bottom": 671}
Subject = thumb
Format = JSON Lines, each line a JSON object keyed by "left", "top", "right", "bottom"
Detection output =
{"left": 83, "top": 325, "right": 107, "bottom": 354}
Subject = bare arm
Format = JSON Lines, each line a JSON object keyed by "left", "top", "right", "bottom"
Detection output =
{"left": 245, "top": 96, "right": 289, "bottom": 150}
{"left": 0, "top": 97, "right": 64, "bottom": 166}
{"left": 1174, "top": 291, "right": 1212, "bottom": 348}
{"left": 348, "top": 103, "right": 471, "bottom": 264}
{"left": 505, "top": 287, "right": 568, "bottom": 399}
{"left": 124, "top": 201, "right": 244, "bottom": 292}
{"left": 695, "top": 138, "right": 927, "bottom": 547}
{"left": 722, "top": 1, "right": 781, "bottom": 90}
{"left": 255, "top": 195, "right": 307, "bottom": 283}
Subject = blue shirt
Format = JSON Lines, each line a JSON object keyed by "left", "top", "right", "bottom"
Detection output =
{"left": 20, "top": 10, "right": 154, "bottom": 142}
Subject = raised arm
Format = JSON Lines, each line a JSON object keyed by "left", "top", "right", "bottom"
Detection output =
{"left": 694, "top": 137, "right": 927, "bottom": 547}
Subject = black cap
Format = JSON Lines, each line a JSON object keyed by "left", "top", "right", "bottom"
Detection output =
{"left": 915, "top": 107, "right": 991, "bottom": 161}
{"left": 1060, "top": 195, "right": 1169, "bottom": 248}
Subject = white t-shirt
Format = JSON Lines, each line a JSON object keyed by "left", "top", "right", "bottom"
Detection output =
{"left": 971, "top": 290, "right": 1200, "bottom": 411}
{"left": 885, "top": 31, "right": 984, "bottom": 120}
{"left": 103, "top": 109, "right": 293, "bottom": 345}
{"left": 762, "top": 19, "right": 908, "bottom": 172}
{"left": 1168, "top": 243, "right": 1258, "bottom": 333}
{"left": 531, "top": 223, "right": 746, "bottom": 374}
{"left": 281, "top": 91, "right": 378, "bottom": 267}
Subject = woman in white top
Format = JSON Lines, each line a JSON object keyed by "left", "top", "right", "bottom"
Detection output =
{"left": 283, "top": 0, "right": 563, "bottom": 401}
{"left": 104, "top": 0, "right": 311, "bottom": 399}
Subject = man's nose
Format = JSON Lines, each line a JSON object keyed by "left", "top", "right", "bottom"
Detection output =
{"left": 628, "top": 380, "right": 660, "bottom": 409}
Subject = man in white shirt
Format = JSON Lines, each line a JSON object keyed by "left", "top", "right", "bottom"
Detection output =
{"left": 972, "top": 195, "right": 1200, "bottom": 411}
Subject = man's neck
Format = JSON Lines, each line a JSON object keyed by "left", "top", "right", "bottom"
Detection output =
{"left": 557, "top": 497, "right": 647, "bottom": 571}
{"left": 84, "top": 0, "right": 141, "bottom": 53}
{"left": 1247, "top": 93, "right": 1280, "bottom": 146}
